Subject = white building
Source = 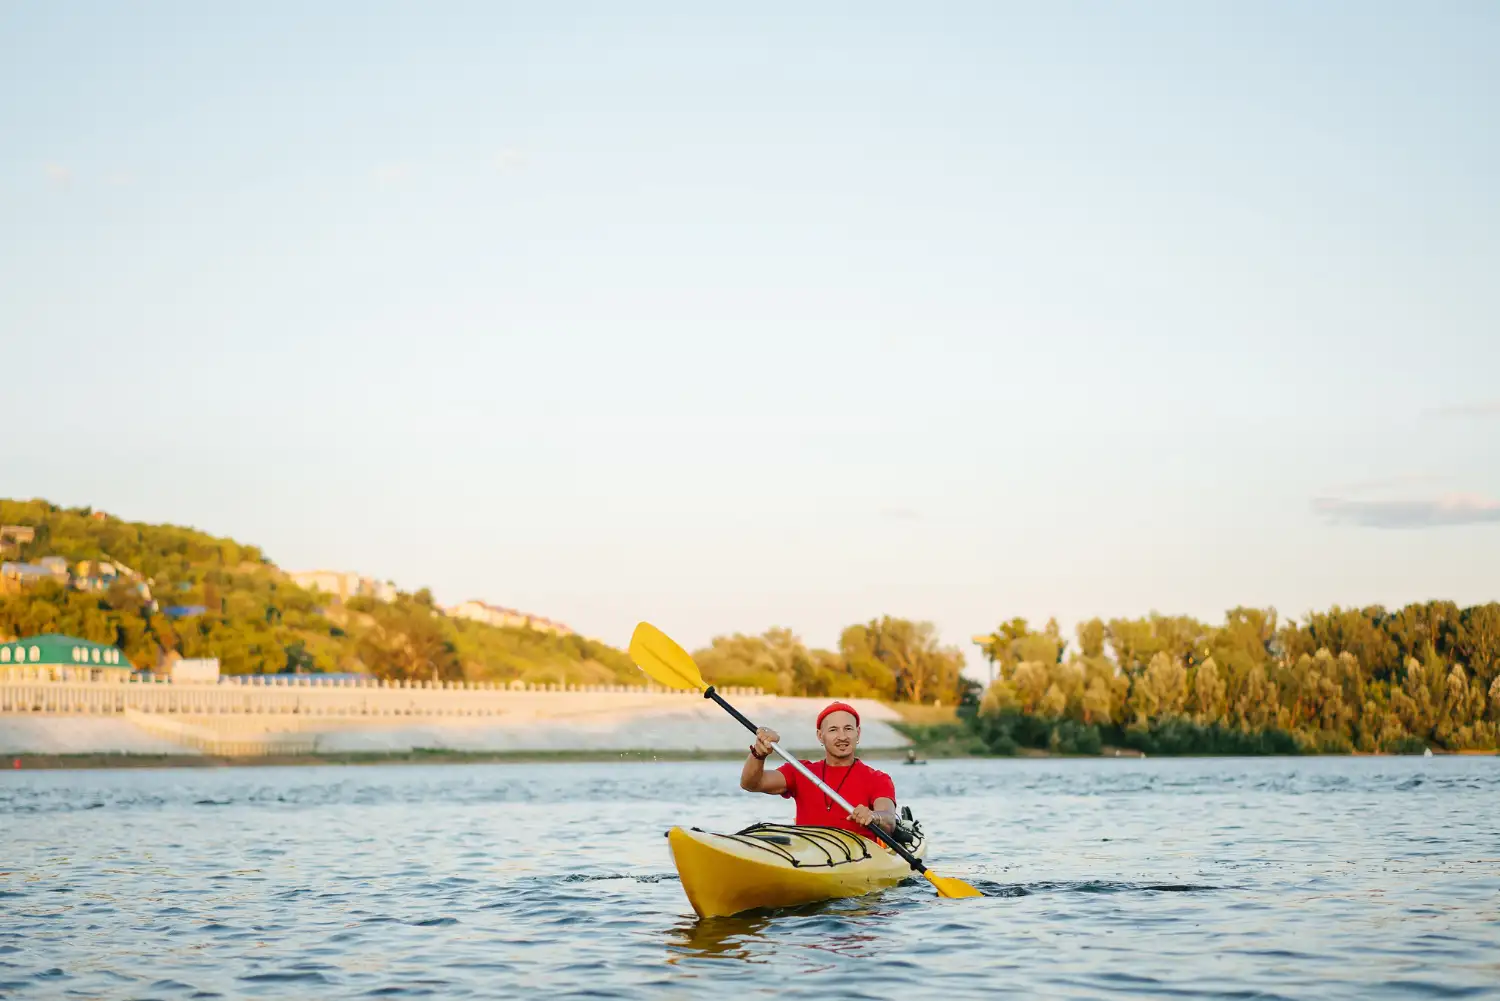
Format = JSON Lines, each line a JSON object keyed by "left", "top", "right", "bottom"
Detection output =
{"left": 447, "top": 600, "right": 574, "bottom": 637}
{"left": 170, "top": 658, "right": 221, "bottom": 684}
{"left": 287, "top": 570, "right": 397, "bottom": 604}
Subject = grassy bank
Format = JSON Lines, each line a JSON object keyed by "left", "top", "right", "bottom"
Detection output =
{"left": 887, "top": 721, "right": 989, "bottom": 758}
{"left": 882, "top": 703, "right": 985, "bottom": 758}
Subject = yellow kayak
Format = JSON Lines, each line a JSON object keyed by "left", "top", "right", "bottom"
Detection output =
{"left": 666, "top": 820, "right": 927, "bottom": 918}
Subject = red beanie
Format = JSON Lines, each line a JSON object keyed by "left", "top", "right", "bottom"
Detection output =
{"left": 816, "top": 701, "right": 860, "bottom": 729}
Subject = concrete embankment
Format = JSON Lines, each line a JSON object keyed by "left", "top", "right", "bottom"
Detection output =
{"left": 309, "top": 697, "right": 908, "bottom": 754}
{"left": 0, "top": 692, "right": 910, "bottom": 757}
{"left": 0, "top": 716, "right": 196, "bottom": 755}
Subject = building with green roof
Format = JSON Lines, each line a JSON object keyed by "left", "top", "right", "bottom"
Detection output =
{"left": 0, "top": 633, "right": 134, "bottom": 682}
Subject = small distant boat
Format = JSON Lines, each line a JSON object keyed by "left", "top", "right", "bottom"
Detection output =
{"left": 1423, "top": 748, "right": 1433, "bottom": 757}
{"left": 902, "top": 750, "right": 927, "bottom": 766}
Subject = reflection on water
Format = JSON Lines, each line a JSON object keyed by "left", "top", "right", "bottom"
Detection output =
{"left": 667, "top": 896, "right": 901, "bottom": 966}
{"left": 1, "top": 757, "right": 1498, "bottom": 999}
{"left": 667, "top": 913, "right": 775, "bottom": 963}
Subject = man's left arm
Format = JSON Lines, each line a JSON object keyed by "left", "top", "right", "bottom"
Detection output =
{"left": 848, "top": 771, "right": 899, "bottom": 832}
{"left": 871, "top": 797, "right": 900, "bottom": 832}
{"left": 847, "top": 798, "right": 897, "bottom": 831}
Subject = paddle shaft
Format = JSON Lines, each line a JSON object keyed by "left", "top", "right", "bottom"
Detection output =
{"left": 704, "top": 686, "right": 930, "bottom": 875}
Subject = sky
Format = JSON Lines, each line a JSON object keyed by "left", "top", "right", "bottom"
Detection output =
{"left": 2, "top": 1, "right": 1497, "bottom": 667}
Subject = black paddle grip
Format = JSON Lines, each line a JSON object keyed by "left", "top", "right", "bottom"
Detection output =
{"left": 706, "top": 686, "right": 929, "bottom": 874}
{"left": 704, "top": 686, "right": 759, "bottom": 735}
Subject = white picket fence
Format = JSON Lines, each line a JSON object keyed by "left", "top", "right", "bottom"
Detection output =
{"left": 0, "top": 677, "right": 765, "bottom": 716}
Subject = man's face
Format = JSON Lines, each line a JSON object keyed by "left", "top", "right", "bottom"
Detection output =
{"left": 818, "top": 711, "right": 859, "bottom": 758}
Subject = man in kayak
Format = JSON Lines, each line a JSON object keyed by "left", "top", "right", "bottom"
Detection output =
{"left": 740, "top": 701, "right": 899, "bottom": 836}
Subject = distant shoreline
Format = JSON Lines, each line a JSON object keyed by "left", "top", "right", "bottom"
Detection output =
{"left": 3, "top": 747, "right": 942, "bottom": 770}
{"left": 4, "top": 746, "right": 1486, "bottom": 770}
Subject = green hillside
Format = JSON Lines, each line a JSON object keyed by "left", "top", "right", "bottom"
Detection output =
{"left": 0, "top": 499, "right": 637, "bottom": 684}
{"left": 0, "top": 499, "right": 974, "bottom": 703}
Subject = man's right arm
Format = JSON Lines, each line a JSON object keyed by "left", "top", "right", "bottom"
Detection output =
{"left": 740, "top": 726, "right": 788, "bottom": 794}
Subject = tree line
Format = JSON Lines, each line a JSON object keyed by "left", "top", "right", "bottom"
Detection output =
{"left": 691, "top": 617, "right": 972, "bottom": 705}
{"left": 967, "top": 605, "right": 1500, "bottom": 754}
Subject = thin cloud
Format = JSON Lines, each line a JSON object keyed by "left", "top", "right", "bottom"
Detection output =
{"left": 1312, "top": 493, "right": 1500, "bottom": 529}
{"left": 1423, "top": 401, "right": 1500, "bottom": 418}
{"left": 44, "top": 163, "right": 73, "bottom": 189}
{"left": 372, "top": 163, "right": 410, "bottom": 187}
{"left": 1327, "top": 474, "right": 1446, "bottom": 496}
{"left": 493, "top": 148, "right": 527, "bottom": 172}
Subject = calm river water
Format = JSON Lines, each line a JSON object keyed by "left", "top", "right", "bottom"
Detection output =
{"left": 2, "top": 756, "right": 1497, "bottom": 999}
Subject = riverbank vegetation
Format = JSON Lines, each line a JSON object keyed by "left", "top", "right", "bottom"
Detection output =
{"left": 964, "top": 607, "right": 1500, "bottom": 755}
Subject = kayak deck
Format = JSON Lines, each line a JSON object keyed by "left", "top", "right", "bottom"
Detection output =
{"left": 667, "top": 821, "right": 927, "bottom": 918}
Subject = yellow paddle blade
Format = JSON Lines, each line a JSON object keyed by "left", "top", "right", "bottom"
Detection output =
{"left": 628, "top": 622, "right": 707, "bottom": 692}
{"left": 924, "top": 870, "right": 984, "bottom": 899}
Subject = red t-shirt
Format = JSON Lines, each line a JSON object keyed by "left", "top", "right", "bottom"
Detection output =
{"left": 777, "top": 758, "right": 896, "bottom": 836}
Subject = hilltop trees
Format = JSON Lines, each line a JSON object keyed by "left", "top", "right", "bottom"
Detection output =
{"left": 351, "top": 598, "right": 464, "bottom": 682}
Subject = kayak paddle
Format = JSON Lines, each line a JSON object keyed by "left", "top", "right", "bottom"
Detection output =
{"left": 627, "top": 621, "right": 983, "bottom": 900}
